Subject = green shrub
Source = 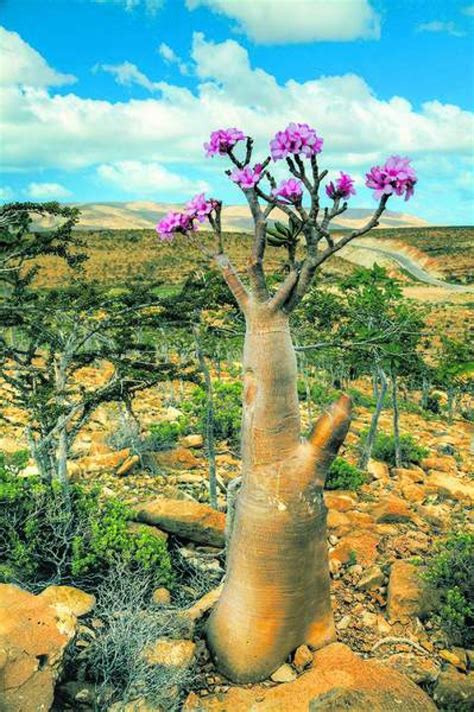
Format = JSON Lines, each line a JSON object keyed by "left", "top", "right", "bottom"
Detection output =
{"left": 325, "top": 457, "right": 366, "bottom": 491}
{"left": 145, "top": 418, "right": 189, "bottom": 451}
{"left": 347, "top": 387, "right": 377, "bottom": 409}
{"left": 0, "top": 453, "right": 173, "bottom": 592}
{"left": 424, "top": 532, "right": 474, "bottom": 647}
{"left": 184, "top": 381, "right": 242, "bottom": 447}
{"left": 360, "top": 430, "right": 428, "bottom": 466}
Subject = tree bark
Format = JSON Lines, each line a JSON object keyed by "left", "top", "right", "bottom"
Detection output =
{"left": 206, "top": 304, "right": 351, "bottom": 682}
{"left": 358, "top": 365, "right": 387, "bottom": 470}
{"left": 391, "top": 369, "right": 401, "bottom": 469}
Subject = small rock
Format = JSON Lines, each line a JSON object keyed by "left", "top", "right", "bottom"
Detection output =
{"left": 386, "top": 560, "right": 438, "bottom": 622}
{"left": 357, "top": 565, "right": 385, "bottom": 591}
{"left": 385, "top": 653, "right": 440, "bottom": 685}
{"left": 181, "top": 434, "right": 204, "bottom": 449}
{"left": 421, "top": 455, "right": 458, "bottom": 473}
{"left": 425, "top": 472, "right": 474, "bottom": 502}
{"left": 133, "top": 498, "right": 226, "bottom": 547}
{"left": 371, "top": 496, "right": 415, "bottom": 523}
{"left": 336, "top": 615, "right": 352, "bottom": 630}
{"left": 152, "top": 587, "right": 171, "bottom": 606}
{"left": 367, "top": 459, "right": 389, "bottom": 480}
{"left": 440, "top": 648, "right": 467, "bottom": 671}
{"left": 324, "top": 492, "right": 356, "bottom": 512}
{"left": 144, "top": 639, "right": 196, "bottom": 668}
{"left": 270, "top": 663, "right": 297, "bottom": 683}
{"left": 38, "top": 585, "right": 95, "bottom": 617}
{"left": 331, "top": 531, "right": 379, "bottom": 567}
{"left": 293, "top": 644, "right": 313, "bottom": 672}
{"left": 116, "top": 454, "right": 140, "bottom": 476}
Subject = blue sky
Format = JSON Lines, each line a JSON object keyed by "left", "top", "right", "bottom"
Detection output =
{"left": 1, "top": 0, "right": 473, "bottom": 224}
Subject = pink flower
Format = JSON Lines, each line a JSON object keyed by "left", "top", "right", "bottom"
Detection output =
{"left": 156, "top": 211, "right": 195, "bottom": 241}
{"left": 272, "top": 178, "right": 303, "bottom": 202}
{"left": 270, "top": 122, "right": 323, "bottom": 161}
{"left": 325, "top": 172, "right": 356, "bottom": 200}
{"left": 204, "top": 128, "right": 246, "bottom": 157}
{"left": 230, "top": 163, "right": 263, "bottom": 189}
{"left": 185, "top": 193, "right": 215, "bottom": 223}
{"left": 366, "top": 156, "right": 417, "bottom": 201}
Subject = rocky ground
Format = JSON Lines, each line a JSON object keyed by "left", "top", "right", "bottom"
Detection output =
{"left": 1, "top": 377, "right": 473, "bottom": 711}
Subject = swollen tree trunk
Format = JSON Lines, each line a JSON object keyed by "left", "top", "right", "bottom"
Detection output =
{"left": 358, "top": 365, "right": 387, "bottom": 470}
{"left": 207, "top": 305, "right": 351, "bottom": 682}
{"left": 194, "top": 328, "right": 218, "bottom": 509}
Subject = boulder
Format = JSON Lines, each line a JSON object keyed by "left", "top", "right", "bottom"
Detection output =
{"left": 384, "top": 653, "right": 440, "bottom": 685}
{"left": 386, "top": 560, "right": 437, "bottom": 622}
{"left": 425, "top": 472, "right": 474, "bottom": 502}
{"left": 367, "top": 460, "right": 389, "bottom": 480}
{"left": 392, "top": 467, "right": 424, "bottom": 483}
{"left": 152, "top": 447, "right": 201, "bottom": 470}
{"left": 76, "top": 448, "right": 131, "bottom": 474}
{"left": 371, "top": 496, "right": 415, "bottom": 524}
{"left": 327, "top": 510, "right": 350, "bottom": 531}
{"left": 38, "top": 585, "right": 95, "bottom": 617}
{"left": 116, "top": 454, "right": 140, "bottom": 476}
{"left": 400, "top": 483, "right": 426, "bottom": 503}
{"left": 133, "top": 499, "right": 226, "bottom": 546}
{"left": 271, "top": 663, "right": 297, "bottom": 683}
{"left": 293, "top": 645, "right": 313, "bottom": 672}
{"left": 330, "top": 531, "right": 379, "bottom": 567}
{"left": 324, "top": 492, "right": 356, "bottom": 512}
{"left": 0, "top": 584, "right": 77, "bottom": 712}
{"left": 421, "top": 455, "right": 458, "bottom": 473}
{"left": 357, "top": 565, "right": 385, "bottom": 591}
{"left": 143, "top": 639, "right": 196, "bottom": 669}
{"left": 181, "top": 434, "right": 204, "bottom": 449}
{"left": 152, "top": 587, "right": 171, "bottom": 606}
{"left": 432, "top": 668, "right": 474, "bottom": 709}
{"left": 183, "top": 642, "right": 436, "bottom": 711}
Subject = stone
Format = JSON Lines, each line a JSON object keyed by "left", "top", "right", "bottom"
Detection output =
{"left": 425, "top": 472, "right": 474, "bottom": 502}
{"left": 330, "top": 531, "right": 379, "bottom": 567}
{"left": 386, "top": 560, "right": 437, "bottom": 622}
{"left": 152, "top": 587, "right": 171, "bottom": 606}
{"left": 181, "top": 434, "right": 204, "bottom": 449}
{"left": 371, "top": 496, "right": 415, "bottom": 523}
{"left": 116, "top": 454, "right": 140, "bottom": 476}
{"left": 163, "top": 406, "right": 183, "bottom": 421}
{"left": 152, "top": 447, "right": 201, "bottom": 470}
{"left": 400, "top": 483, "right": 425, "bottom": 503}
{"left": 367, "top": 459, "right": 389, "bottom": 480}
{"left": 327, "top": 510, "right": 350, "bottom": 531}
{"left": 183, "top": 584, "right": 223, "bottom": 622}
{"left": 271, "top": 663, "right": 297, "bottom": 683}
{"left": 324, "top": 492, "right": 356, "bottom": 512}
{"left": 421, "top": 455, "right": 458, "bottom": 473}
{"left": 357, "top": 565, "right": 385, "bottom": 591}
{"left": 38, "top": 585, "right": 95, "bottom": 617}
{"left": 76, "top": 448, "right": 130, "bottom": 474}
{"left": 143, "top": 639, "right": 196, "bottom": 668}
{"left": 439, "top": 648, "right": 467, "bottom": 671}
{"left": 433, "top": 668, "right": 474, "bottom": 709}
{"left": 0, "top": 584, "right": 77, "bottom": 712}
{"left": 109, "top": 698, "right": 158, "bottom": 712}
{"left": 183, "top": 642, "right": 436, "bottom": 711}
{"left": 392, "top": 467, "right": 424, "bottom": 483}
{"left": 127, "top": 520, "right": 169, "bottom": 541}
{"left": 133, "top": 499, "right": 226, "bottom": 546}
{"left": 293, "top": 645, "right": 313, "bottom": 672}
{"left": 384, "top": 653, "right": 440, "bottom": 685}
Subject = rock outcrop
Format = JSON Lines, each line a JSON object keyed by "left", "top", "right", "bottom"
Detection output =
{"left": 133, "top": 499, "right": 226, "bottom": 547}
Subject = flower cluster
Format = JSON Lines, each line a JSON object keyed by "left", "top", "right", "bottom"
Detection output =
{"left": 272, "top": 178, "right": 303, "bottom": 202}
{"left": 270, "top": 122, "right": 323, "bottom": 161}
{"left": 185, "top": 193, "right": 215, "bottom": 222}
{"left": 230, "top": 164, "right": 263, "bottom": 189}
{"left": 204, "top": 128, "right": 246, "bottom": 157}
{"left": 156, "top": 211, "right": 195, "bottom": 241}
{"left": 365, "top": 156, "right": 417, "bottom": 201}
{"left": 325, "top": 172, "right": 356, "bottom": 200}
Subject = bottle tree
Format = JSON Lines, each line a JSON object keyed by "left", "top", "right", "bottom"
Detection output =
{"left": 156, "top": 124, "right": 417, "bottom": 683}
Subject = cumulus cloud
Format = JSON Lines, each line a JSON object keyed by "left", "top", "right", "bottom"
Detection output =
{"left": 26, "top": 182, "right": 72, "bottom": 199}
{"left": 0, "top": 186, "right": 14, "bottom": 201}
{"left": 94, "top": 61, "right": 161, "bottom": 91}
{"left": 158, "top": 43, "right": 190, "bottom": 75}
{"left": 185, "top": 0, "right": 380, "bottom": 43}
{"left": 417, "top": 21, "right": 466, "bottom": 37}
{"left": 0, "top": 27, "right": 76, "bottom": 87}
{"left": 97, "top": 161, "right": 209, "bottom": 195}
{"left": 1, "top": 30, "right": 473, "bottom": 218}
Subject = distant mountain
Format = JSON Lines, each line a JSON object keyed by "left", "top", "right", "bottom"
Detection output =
{"left": 37, "top": 201, "right": 431, "bottom": 232}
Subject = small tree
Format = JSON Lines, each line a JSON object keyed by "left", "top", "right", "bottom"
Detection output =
{"left": 0, "top": 203, "right": 195, "bottom": 484}
{"left": 155, "top": 126, "right": 417, "bottom": 682}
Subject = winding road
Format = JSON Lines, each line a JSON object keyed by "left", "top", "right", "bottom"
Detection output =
{"left": 353, "top": 244, "right": 474, "bottom": 294}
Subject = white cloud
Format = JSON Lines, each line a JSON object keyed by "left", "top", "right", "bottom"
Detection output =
{"left": 1, "top": 31, "right": 473, "bottom": 220}
{"left": 26, "top": 182, "right": 72, "bottom": 199}
{"left": 462, "top": 5, "right": 474, "bottom": 16}
{"left": 94, "top": 0, "right": 163, "bottom": 13}
{"left": 0, "top": 186, "right": 14, "bottom": 201}
{"left": 97, "top": 161, "right": 209, "bottom": 195}
{"left": 0, "top": 27, "right": 76, "bottom": 87}
{"left": 185, "top": 0, "right": 380, "bottom": 43}
{"left": 94, "top": 61, "right": 161, "bottom": 91}
{"left": 158, "top": 43, "right": 190, "bottom": 75}
{"left": 417, "top": 21, "right": 466, "bottom": 37}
